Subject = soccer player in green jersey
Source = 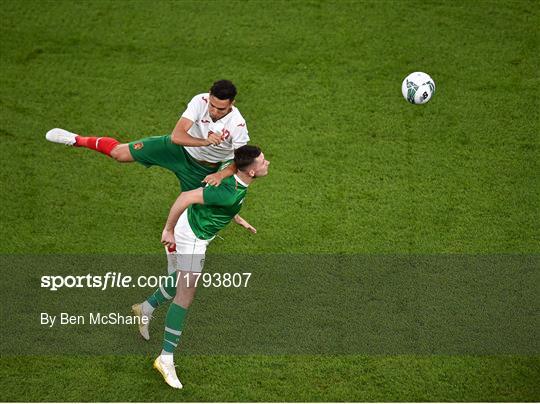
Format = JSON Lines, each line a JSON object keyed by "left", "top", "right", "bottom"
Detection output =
{"left": 137, "top": 145, "right": 269, "bottom": 389}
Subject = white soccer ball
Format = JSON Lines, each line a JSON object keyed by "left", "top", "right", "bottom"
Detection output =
{"left": 401, "top": 72, "right": 436, "bottom": 105}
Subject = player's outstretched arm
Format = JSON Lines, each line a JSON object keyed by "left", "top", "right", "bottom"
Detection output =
{"left": 234, "top": 214, "right": 257, "bottom": 234}
{"left": 171, "top": 118, "right": 222, "bottom": 147}
{"left": 161, "top": 188, "right": 204, "bottom": 247}
{"left": 203, "top": 162, "right": 237, "bottom": 186}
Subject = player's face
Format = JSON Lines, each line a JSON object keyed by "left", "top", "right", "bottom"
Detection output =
{"left": 250, "top": 153, "right": 270, "bottom": 178}
{"left": 208, "top": 95, "right": 233, "bottom": 121}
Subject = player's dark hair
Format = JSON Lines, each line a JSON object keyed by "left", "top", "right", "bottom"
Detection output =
{"left": 210, "top": 80, "right": 237, "bottom": 101}
{"left": 234, "top": 145, "right": 262, "bottom": 172}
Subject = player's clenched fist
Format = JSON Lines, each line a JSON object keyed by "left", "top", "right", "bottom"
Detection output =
{"left": 161, "top": 228, "right": 175, "bottom": 248}
{"left": 203, "top": 172, "right": 223, "bottom": 186}
{"left": 206, "top": 132, "right": 223, "bottom": 146}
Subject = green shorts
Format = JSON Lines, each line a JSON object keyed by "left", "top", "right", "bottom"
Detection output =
{"left": 129, "top": 135, "right": 218, "bottom": 192}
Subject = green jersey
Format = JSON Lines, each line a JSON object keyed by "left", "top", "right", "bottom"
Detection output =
{"left": 187, "top": 174, "right": 248, "bottom": 240}
{"left": 129, "top": 135, "right": 218, "bottom": 192}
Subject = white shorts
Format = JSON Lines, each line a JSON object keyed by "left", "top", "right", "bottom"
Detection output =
{"left": 165, "top": 210, "right": 214, "bottom": 273}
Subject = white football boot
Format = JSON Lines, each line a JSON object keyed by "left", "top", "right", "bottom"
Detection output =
{"left": 131, "top": 303, "right": 151, "bottom": 341}
{"left": 45, "top": 128, "right": 77, "bottom": 145}
{"left": 153, "top": 355, "right": 183, "bottom": 389}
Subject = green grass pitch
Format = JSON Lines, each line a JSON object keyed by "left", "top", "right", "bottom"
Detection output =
{"left": 1, "top": 0, "right": 539, "bottom": 401}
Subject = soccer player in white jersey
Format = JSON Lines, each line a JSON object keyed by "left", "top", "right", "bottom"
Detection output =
{"left": 45, "top": 80, "right": 250, "bottom": 189}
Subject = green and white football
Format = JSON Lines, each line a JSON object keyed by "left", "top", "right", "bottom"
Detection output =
{"left": 402, "top": 72, "right": 436, "bottom": 104}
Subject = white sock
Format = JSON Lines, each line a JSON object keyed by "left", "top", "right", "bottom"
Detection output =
{"left": 142, "top": 300, "right": 155, "bottom": 315}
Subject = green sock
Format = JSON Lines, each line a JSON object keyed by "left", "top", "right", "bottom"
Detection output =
{"left": 147, "top": 273, "right": 177, "bottom": 308}
{"left": 162, "top": 302, "right": 187, "bottom": 353}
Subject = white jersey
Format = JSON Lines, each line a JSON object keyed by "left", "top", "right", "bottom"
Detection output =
{"left": 181, "top": 93, "right": 250, "bottom": 163}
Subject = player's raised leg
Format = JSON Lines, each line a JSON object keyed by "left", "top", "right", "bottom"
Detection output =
{"left": 45, "top": 128, "right": 134, "bottom": 162}
{"left": 154, "top": 269, "right": 199, "bottom": 390}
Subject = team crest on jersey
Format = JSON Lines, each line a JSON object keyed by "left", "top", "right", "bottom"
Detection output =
{"left": 133, "top": 142, "right": 144, "bottom": 150}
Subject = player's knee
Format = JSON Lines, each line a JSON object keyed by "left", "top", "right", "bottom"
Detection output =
{"left": 173, "top": 294, "right": 194, "bottom": 309}
{"left": 110, "top": 144, "right": 133, "bottom": 162}
{"left": 109, "top": 145, "right": 123, "bottom": 161}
